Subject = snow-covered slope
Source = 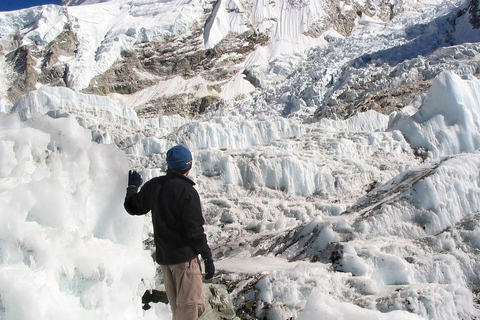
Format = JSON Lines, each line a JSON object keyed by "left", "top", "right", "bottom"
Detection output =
{"left": 2, "top": 0, "right": 480, "bottom": 319}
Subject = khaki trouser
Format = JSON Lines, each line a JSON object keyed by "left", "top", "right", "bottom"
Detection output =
{"left": 161, "top": 258, "right": 206, "bottom": 320}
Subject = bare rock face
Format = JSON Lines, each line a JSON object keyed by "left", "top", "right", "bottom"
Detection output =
{"left": 82, "top": 48, "right": 158, "bottom": 96}
{"left": 81, "top": 22, "right": 210, "bottom": 96}
{"left": 134, "top": 94, "right": 221, "bottom": 118}
{"left": 355, "top": 81, "right": 432, "bottom": 115}
{"left": 2, "top": 21, "right": 78, "bottom": 103}
{"left": 5, "top": 44, "right": 38, "bottom": 103}
{"left": 83, "top": 26, "right": 267, "bottom": 117}
{"left": 39, "top": 23, "right": 78, "bottom": 86}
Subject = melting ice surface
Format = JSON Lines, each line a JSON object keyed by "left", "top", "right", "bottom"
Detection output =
{"left": 2, "top": 69, "right": 480, "bottom": 319}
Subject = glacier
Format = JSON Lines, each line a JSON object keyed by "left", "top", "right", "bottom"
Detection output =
{"left": 1, "top": 0, "right": 480, "bottom": 319}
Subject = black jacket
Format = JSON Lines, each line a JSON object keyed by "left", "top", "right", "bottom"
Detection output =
{"left": 124, "top": 170, "right": 211, "bottom": 265}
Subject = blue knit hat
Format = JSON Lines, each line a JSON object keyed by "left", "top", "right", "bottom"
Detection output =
{"left": 166, "top": 145, "right": 192, "bottom": 172}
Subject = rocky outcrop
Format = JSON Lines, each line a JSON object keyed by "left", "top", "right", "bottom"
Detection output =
{"left": 315, "top": 80, "right": 433, "bottom": 120}
{"left": 82, "top": 47, "right": 158, "bottom": 96}
{"left": 5, "top": 44, "right": 38, "bottom": 103}
{"left": 2, "top": 21, "right": 78, "bottom": 102}
{"left": 83, "top": 27, "right": 266, "bottom": 117}
{"left": 134, "top": 94, "right": 221, "bottom": 118}
{"left": 39, "top": 22, "right": 78, "bottom": 87}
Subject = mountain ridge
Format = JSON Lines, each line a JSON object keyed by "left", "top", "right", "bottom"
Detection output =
{"left": 3, "top": 0, "right": 477, "bottom": 120}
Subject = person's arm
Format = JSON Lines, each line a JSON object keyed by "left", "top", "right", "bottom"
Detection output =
{"left": 124, "top": 170, "right": 151, "bottom": 215}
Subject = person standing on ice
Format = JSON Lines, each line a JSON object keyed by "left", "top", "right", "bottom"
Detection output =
{"left": 124, "top": 145, "right": 215, "bottom": 320}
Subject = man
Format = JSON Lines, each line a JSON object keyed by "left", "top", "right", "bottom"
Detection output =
{"left": 124, "top": 145, "right": 215, "bottom": 320}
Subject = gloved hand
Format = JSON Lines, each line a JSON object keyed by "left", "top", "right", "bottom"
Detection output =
{"left": 128, "top": 170, "right": 143, "bottom": 187}
{"left": 202, "top": 255, "right": 215, "bottom": 280}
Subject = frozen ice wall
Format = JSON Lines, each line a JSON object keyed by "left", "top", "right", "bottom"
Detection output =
{"left": 0, "top": 112, "right": 158, "bottom": 319}
{"left": 388, "top": 71, "right": 480, "bottom": 159}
